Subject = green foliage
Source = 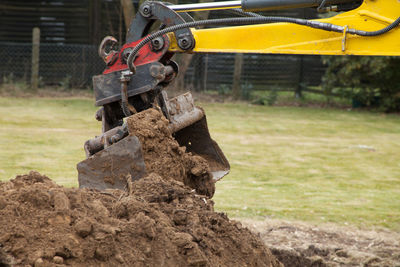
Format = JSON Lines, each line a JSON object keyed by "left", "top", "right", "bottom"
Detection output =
{"left": 322, "top": 56, "right": 400, "bottom": 112}
{"left": 59, "top": 75, "right": 72, "bottom": 90}
{"left": 266, "top": 89, "right": 278, "bottom": 106}
{"left": 217, "top": 84, "right": 231, "bottom": 96}
{"left": 1, "top": 73, "right": 30, "bottom": 94}
{"left": 2, "top": 73, "right": 15, "bottom": 84}
{"left": 240, "top": 81, "right": 253, "bottom": 100}
{"left": 251, "top": 87, "right": 278, "bottom": 106}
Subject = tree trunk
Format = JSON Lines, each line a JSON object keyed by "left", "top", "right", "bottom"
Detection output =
{"left": 31, "top": 27, "right": 40, "bottom": 90}
{"left": 232, "top": 53, "right": 243, "bottom": 100}
{"left": 295, "top": 56, "right": 304, "bottom": 98}
{"left": 121, "top": 0, "right": 135, "bottom": 32}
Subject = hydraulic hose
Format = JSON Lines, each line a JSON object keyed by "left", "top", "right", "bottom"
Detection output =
{"left": 127, "top": 16, "right": 337, "bottom": 72}
{"left": 350, "top": 16, "right": 400, "bottom": 36}
{"left": 127, "top": 15, "right": 400, "bottom": 72}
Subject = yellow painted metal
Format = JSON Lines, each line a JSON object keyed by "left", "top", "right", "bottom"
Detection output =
{"left": 168, "top": 0, "right": 400, "bottom": 56}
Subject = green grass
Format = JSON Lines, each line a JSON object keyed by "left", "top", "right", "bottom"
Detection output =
{"left": 0, "top": 97, "right": 98, "bottom": 186}
{"left": 250, "top": 89, "right": 352, "bottom": 107}
{"left": 1, "top": 97, "right": 400, "bottom": 230}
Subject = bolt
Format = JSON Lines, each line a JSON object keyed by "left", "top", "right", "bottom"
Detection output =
{"left": 151, "top": 37, "right": 164, "bottom": 51}
{"left": 150, "top": 65, "right": 166, "bottom": 80}
{"left": 178, "top": 36, "right": 192, "bottom": 50}
{"left": 141, "top": 4, "right": 152, "bottom": 17}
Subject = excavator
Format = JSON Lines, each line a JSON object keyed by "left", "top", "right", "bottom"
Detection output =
{"left": 77, "top": 0, "right": 400, "bottom": 190}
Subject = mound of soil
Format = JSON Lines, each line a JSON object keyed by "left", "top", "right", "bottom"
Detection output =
{"left": 0, "top": 171, "right": 282, "bottom": 267}
{"left": 126, "top": 108, "right": 215, "bottom": 197}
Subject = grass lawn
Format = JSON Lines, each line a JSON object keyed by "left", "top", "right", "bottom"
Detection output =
{"left": 1, "top": 97, "right": 399, "bottom": 230}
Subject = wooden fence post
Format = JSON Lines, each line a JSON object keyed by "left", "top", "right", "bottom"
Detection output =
{"left": 203, "top": 54, "right": 208, "bottom": 91}
{"left": 31, "top": 27, "right": 40, "bottom": 90}
{"left": 295, "top": 56, "right": 304, "bottom": 98}
{"left": 232, "top": 53, "right": 243, "bottom": 100}
{"left": 121, "top": 0, "right": 134, "bottom": 32}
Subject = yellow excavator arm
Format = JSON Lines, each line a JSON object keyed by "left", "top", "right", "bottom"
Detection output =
{"left": 80, "top": 0, "right": 399, "bottom": 190}
{"left": 167, "top": 0, "right": 400, "bottom": 56}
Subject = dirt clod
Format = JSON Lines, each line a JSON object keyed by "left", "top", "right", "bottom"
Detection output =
{"left": 53, "top": 256, "right": 64, "bottom": 264}
{"left": 126, "top": 108, "right": 215, "bottom": 197}
{"left": 0, "top": 171, "right": 282, "bottom": 266}
{"left": 52, "top": 190, "right": 70, "bottom": 211}
{"left": 0, "top": 196, "right": 7, "bottom": 210}
{"left": 74, "top": 219, "right": 92, "bottom": 238}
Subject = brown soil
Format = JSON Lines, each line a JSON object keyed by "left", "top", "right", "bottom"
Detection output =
{"left": 126, "top": 108, "right": 215, "bottom": 198}
{"left": 0, "top": 171, "right": 282, "bottom": 267}
{"left": 241, "top": 218, "right": 400, "bottom": 267}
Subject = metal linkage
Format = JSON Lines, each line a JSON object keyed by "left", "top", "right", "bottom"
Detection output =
{"left": 168, "top": 1, "right": 241, "bottom": 12}
{"left": 120, "top": 70, "right": 137, "bottom": 117}
{"left": 168, "top": 0, "right": 361, "bottom": 12}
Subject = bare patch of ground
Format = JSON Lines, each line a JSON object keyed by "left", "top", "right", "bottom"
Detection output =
{"left": 240, "top": 218, "right": 400, "bottom": 267}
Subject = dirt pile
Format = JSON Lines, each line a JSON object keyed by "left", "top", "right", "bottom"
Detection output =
{"left": 126, "top": 108, "right": 215, "bottom": 197}
{"left": 0, "top": 171, "right": 282, "bottom": 267}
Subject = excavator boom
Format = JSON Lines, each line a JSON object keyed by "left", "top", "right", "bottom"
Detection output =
{"left": 172, "top": 0, "right": 400, "bottom": 56}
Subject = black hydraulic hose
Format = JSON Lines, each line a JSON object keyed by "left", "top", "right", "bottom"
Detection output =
{"left": 127, "top": 15, "right": 400, "bottom": 72}
{"left": 349, "top": 16, "right": 400, "bottom": 36}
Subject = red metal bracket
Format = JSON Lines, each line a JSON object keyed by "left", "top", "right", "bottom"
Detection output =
{"left": 103, "top": 35, "right": 170, "bottom": 75}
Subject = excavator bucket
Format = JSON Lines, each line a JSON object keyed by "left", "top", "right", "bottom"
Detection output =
{"left": 77, "top": 136, "right": 146, "bottom": 190}
{"left": 77, "top": 92, "right": 230, "bottom": 190}
{"left": 166, "top": 93, "right": 230, "bottom": 181}
{"left": 174, "top": 116, "right": 230, "bottom": 181}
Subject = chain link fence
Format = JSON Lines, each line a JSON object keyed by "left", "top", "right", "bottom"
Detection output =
{"left": 1, "top": 0, "right": 328, "bottom": 97}
{"left": 0, "top": 41, "right": 325, "bottom": 94}
{"left": 184, "top": 53, "right": 325, "bottom": 95}
{"left": 0, "top": 42, "right": 104, "bottom": 88}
